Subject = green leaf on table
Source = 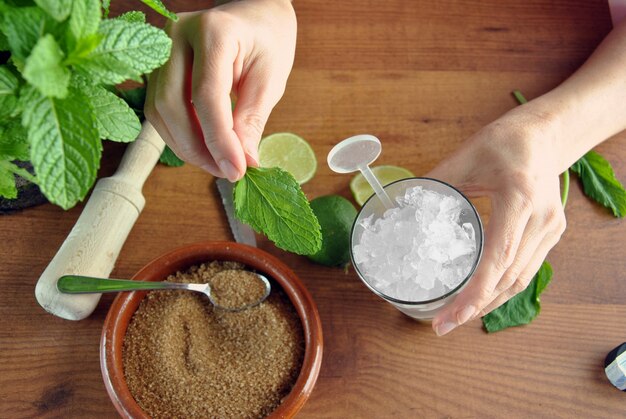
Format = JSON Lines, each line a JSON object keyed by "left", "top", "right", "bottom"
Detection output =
{"left": 76, "top": 81, "right": 140, "bottom": 142}
{"left": 117, "top": 11, "right": 146, "bottom": 24}
{"left": 159, "top": 146, "right": 184, "bottom": 167}
{"left": 570, "top": 151, "right": 626, "bottom": 218}
{"left": 21, "top": 86, "right": 101, "bottom": 209}
{"left": 67, "top": 0, "right": 101, "bottom": 51}
{"left": 140, "top": 0, "right": 179, "bottom": 21}
{"left": 23, "top": 35, "right": 70, "bottom": 98}
{"left": 34, "top": 0, "right": 73, "bottom": 22}
{"left": 0, "top": 65, "right": 20, "bottom": 120}
{"left": 234, "top": 167, "right": 322, "bottom": 255}
{"left": 482, "top": 261, "right": 553, "bottom": 333}
{"left": 0, "top": 7, "right": 61, "bottom": 62}
{"left": 0, "top": 160, "right": 18, "bottom": 199}
{"left": 74, "top": 18, "right": 171, "bottom": 84}
{"left": 0, "top": 118, "right": 29, "bottom": 161}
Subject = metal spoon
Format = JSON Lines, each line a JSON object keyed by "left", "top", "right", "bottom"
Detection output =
{"left": 57, "top": 271, "right": 271, "bottom": 312}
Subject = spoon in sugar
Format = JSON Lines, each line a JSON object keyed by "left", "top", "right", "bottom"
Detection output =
{"left": 57, "top": 270, "right": 271, "bottom": 312}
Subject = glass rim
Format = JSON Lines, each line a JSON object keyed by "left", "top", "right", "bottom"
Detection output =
{"left": 350, "top": 176, "right": 484, "bottom": 306}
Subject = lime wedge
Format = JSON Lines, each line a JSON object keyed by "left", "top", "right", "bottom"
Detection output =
{"left": 258, "top": 133, "right": 317, "bottom": 185}
{"left": 350, "top": 165, "right": 415, "bottom": 206}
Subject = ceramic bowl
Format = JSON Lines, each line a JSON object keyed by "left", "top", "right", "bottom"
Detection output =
{"left": 100, "top": 242, "right": 323, "bottom": 418}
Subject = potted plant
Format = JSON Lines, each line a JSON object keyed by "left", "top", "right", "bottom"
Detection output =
{"left": 0, "top": 0, "right": 178, "bottom": 211}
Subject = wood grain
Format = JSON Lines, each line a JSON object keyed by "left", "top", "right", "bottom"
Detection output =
{"left": 1, "top": 0, "right": 625, "bottom": 417}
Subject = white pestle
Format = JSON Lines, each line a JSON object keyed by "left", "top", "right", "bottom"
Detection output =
{"left": 327, "top": 134, "right": 394, "bottom": 209}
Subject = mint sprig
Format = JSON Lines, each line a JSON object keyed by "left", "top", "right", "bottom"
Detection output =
{"left": 0, "top": 0, "right": 177, "bottom": 208}
{"left": 483, "top": 90, "right": 626, "bottom": 332}
{"left": 234, "top": 167, "right": 322, "bottom": 255}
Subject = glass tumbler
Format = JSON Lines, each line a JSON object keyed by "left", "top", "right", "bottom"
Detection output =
{"left": 350, "top": 177, "right": 484, "bottom": 321}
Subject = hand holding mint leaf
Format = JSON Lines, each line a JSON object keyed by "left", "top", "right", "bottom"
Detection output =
{"left": 234, "top": 167, "right": 322, "bottom": 255}
{"left": 483, "top": 91, "right": 626, "bottom": 332}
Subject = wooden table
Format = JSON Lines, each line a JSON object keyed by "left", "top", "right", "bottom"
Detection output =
{"left": 1, "top": 0, "right": 625, "bottom": 417}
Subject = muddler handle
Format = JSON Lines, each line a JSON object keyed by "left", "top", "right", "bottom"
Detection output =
{"left": 35, "top": 121, "right": 165, "bottom": 320}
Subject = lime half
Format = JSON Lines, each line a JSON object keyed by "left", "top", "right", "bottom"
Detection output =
{"left": 350, "top": 165, "right": 415, "bottom": 206}
{"left": 258, "top": 132, "right": 317, "bottom": 185}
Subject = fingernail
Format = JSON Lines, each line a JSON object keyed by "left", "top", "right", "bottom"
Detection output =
{"left": 219, "top": 159, "right": 240, "bottom": 182}
{"left": 434, "top": 322, "right": 457, "bottom": 336}
{"left": 245, "top": 150, "right": 259, "bottom": 167}
{"left": 457, "top": 305, "right": 476, "bottom": 324}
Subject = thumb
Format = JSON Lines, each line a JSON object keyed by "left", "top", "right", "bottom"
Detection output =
{"left": 233, "top": 71, "right": 283, "bottom": 167}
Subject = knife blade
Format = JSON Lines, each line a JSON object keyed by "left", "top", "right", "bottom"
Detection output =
{"left": 215, "top": 178, "right": 257, "bottom": 247}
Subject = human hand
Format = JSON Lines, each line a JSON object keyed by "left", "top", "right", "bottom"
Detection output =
{"left": 145, "top": 0, "right": 297, "bottom": 181}
{"left": 427, "top": 108, "right": 567, "bottom": 336}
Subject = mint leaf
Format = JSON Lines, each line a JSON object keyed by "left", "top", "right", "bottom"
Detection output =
{"left": 159, "top": 145, "right": 184, "bottom": 167}
{"left": 570, "top": 151, "right": 626, "bottom": 218}
{"left": 117, "top": 11, "right": 146, "bottom": 23}
{"left": 102, "top": 0, "right": 111, "bottom": 18}
{"left": 140, "top": 0, "right": 179, "bottom": 21}
{"left": 0, "top": 161, "right": 18, "bottom": 199}
{"left": 0, "top": 65, "right": 19, "bottom": 120}
{"left": 0, "top": 31, "right": 8, "bottom": 51}
{"left": 117, "top": 86, "right": 145, "bottom": 119}
{"left": 67, "top": 0, "right": 101, "bottom": 50}
{"left": 482, "top": 261, "right": 553, "bottom": 333}
{"left": 1, "top": 7, "right": 60, "bottom": 62}
{"left": 34, "top": 0, "right": 73, "bottom": 22}
{"left": 75, "top": 19, "right": 171, "bottom": 85}
{"left": 76, "top": 81, "right": 140, "bottom": 142}
{"left": 0, "top": 118, "right": 29, "bottom": 161}
{"left": 234, "top": 167, "right": 322, "bottom": 255}
{"left": 21, "top": 86, "right": 100, "bottom": 209}
{"left": 23, "top": 34, "right": 70, "bottom": 98}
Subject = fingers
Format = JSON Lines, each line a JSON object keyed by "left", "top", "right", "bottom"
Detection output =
{"left": 480, "top": 206, "right": 565, "bottom": 316}
{"left": 431, "top": 190, "right": 532, "bottom": 336}
{"left": 189, "top": 21, "right": 247, "bottom": 182}
{"left": 153, "top": 25, "right": 222, "bottom": 175}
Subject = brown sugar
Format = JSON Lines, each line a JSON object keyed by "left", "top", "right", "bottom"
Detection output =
{"left": 122, "top": 261, "right": 305, "bottom": 418}
{"left": 209, "top": 269, "right": 268, "bottom": 310}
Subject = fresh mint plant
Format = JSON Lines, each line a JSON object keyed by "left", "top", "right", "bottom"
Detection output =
{"left": 483, "top": 90, "right": 626, "bottom": 332}
{"left": 234, "top": 167, "right": 322, "bottom": 255}
{"left": 0, "top": 0, "right": 177, "bottom": 209}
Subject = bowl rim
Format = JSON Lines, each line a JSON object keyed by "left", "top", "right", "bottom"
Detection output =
{"left": 100, "top": 241, "right": 323, "bottom": 419}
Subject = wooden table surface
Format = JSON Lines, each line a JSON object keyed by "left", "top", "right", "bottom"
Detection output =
{"left": 1, "top": 0, "right": 625, "bottom": 417}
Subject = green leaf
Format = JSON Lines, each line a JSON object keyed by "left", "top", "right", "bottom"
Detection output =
{"left": 482, "top": 262, "right": 553, "bottom": 333}
{"left": 74, "top": 19, "right": 171, "bottom": 85}
{"left": 68, "top": 0, "right": 101, "bottom": 50}
{"left": 21, "top": 86, "right": 101, "bottom": 209}
{"left": 117, "top": 11, "right": 146, "bottom": 23}
{"left": 117, "top": 86, "right": 145, "bottom": 119}
{"left": 0, "top": 65, "right": 19, "bottom": 119}
{"left": 76, "top": 81, "right": 140, "bottom": 142}
{"left": 140, "top": 0, "right": 179, "bottom": 21}
{"left": 23, "top": 34, "right": 70, "bottom": 98}
{"left": 34, "top": 0, "right": 73, "bottom": 22}
{"left": 0, "top": 118, "right": 29, "bottom": 161}
{"left": 1, "top": 6, "right": 61, "bottom": 62}
{"left": 0, "top": 31, "right": 9, "bottom": 51}
{"left": 234, "top": 167, "right": 322, "bottom": 255}
{"left": 102, "top": 0, "right": 110, "bottom": 18}
{"left": 0, "top": 160, "right": 18, "bottom": 199}
{"left": 570, "top": 151, "right": 626, "bottom": 218}
{"left": 159, "top": 145, "right": 184, "bottom": 167}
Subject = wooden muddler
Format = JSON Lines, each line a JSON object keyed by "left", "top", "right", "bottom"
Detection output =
{"left": 35, "top": 121, "right": 165, "bottom": 320}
